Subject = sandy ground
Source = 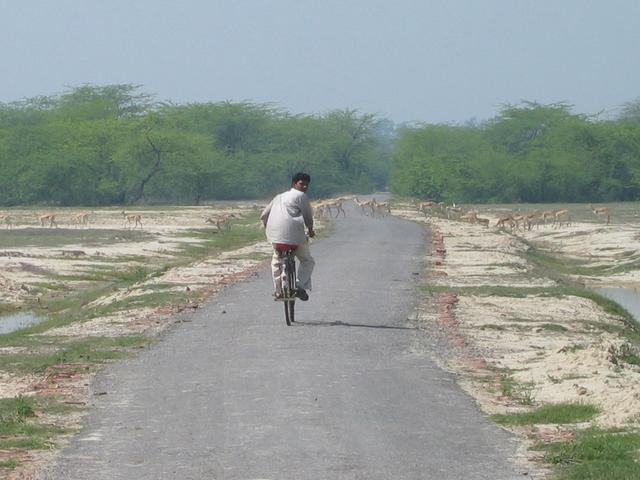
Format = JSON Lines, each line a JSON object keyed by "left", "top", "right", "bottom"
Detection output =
{"left": 395, "top": 201, "right": 640, "bottom": 476}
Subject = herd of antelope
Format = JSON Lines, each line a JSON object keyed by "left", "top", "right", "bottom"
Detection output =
{"left": 412, "top": 200, "right": 612, "bottom": 231}
{"left": 312, "top": 196, "right": 391, "bottom": 219}
{"left": 0, "top": 210, "right": 241, "bottom": 233}
{"left": 0, "top": 211, "right": 145, "bottom": 230}
{"left": 0, "top": 199, "right": 616, "bottom": 233}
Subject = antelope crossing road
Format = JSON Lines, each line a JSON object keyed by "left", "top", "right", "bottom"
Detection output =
{"left": 41, "top": 204, "right": 522, "bottom": 479}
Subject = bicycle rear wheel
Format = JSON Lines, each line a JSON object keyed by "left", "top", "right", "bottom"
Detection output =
{"left": 281, "top": 253, "right": 296, "bottom": 325}
{"left": 284, "top": 298, "right": 294, "bottom": 325}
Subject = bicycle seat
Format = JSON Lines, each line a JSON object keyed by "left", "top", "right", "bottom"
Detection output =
{"left": 274, "top": 243, "right": 298, "bottom": 252}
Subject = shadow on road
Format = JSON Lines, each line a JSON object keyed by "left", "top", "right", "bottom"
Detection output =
{"left": 292, "top": 320, "right": 416, "bottom": 330}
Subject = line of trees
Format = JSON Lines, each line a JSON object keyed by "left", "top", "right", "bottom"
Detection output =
{"left": 390, "top": 101, "right": 640, "bottom": 203}
{"left": 2, "top": 85, "right": 640, "bottom": 206}
{"left": 0, "top": 85, "right": 392, "bottom": 206}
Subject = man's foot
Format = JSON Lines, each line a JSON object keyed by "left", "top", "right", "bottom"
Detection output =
{"left": 295, "top": 289, "right": 309, "bottom": 301}
{"left": 273, "top": 292, "right": 284, "bottom": 301}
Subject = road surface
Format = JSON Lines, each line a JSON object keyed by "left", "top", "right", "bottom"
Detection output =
{"left": 41, "top": 204, "right": 522, "bottom": 479}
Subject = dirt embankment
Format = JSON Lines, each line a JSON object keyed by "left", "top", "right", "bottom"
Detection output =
{"left": 396, "top": 202, "right": 640, "bottom": 477}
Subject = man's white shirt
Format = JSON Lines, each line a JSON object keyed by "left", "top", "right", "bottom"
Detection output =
{"left": 261, "top": 188, "right": 314, "bottom": 245}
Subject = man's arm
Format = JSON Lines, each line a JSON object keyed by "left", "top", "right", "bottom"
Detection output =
{"left": 260, "top": 200, "right": 273, "bottom": 227}
{"left": 300, "top": 196, "right": 315, "bottom": 237}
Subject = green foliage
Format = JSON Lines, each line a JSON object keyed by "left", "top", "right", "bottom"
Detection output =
{"left": 390, "top": 101, "right": 640, "bottom": 203}
{"left": 0, "top": 459, "right": 18, "bottom": 470}
{"left": 0, "top": 86, "right": 392, "bottom": 206}
{"left": 492, "top": 403, "right": 599, "bottom": 426}
{"left": 538, "top": 428, "right": 640, "bottom": 479}
{"left": 0, "top": 396, "right": 35, "bottom": 423}
{"left": 0, "top": 396, "right": 69, "bottom": 452}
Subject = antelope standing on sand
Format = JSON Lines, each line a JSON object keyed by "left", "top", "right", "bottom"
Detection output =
{"left": 122, "top": 211, "right": 143, "bottom": 229}
{"left": 553, "top": 209, "right": 571, "bottom": 228}
{"left": 588, "top": 204, "right": 611, "bottom": 225}
{"left": 0, "top": 214, "right": 14, "bottom": 229}
{"left": 206, "top": 214, "right": 235, "bottom": 232}
{"left": 39, "top": 213, "right": 58, "bottom": 228}
{"left": 71, "top": 211, "right": 91, "bottom": 228}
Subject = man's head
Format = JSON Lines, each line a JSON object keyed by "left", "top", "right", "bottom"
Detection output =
{"left": 291, "top": 172, "right": 311, "bottom": 193}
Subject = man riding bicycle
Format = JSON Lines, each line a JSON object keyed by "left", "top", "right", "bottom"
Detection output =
{"left": 260, "top": 173, "right": 316, "bottom": 301}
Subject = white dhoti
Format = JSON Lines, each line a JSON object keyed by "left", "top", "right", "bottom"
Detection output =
{"left": 271, "top": 241, "right": 315, "bottom": 293}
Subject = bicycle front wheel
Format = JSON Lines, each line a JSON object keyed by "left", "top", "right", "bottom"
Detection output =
{"left": 284, "top": 298, "right": 294, "bottom": 325}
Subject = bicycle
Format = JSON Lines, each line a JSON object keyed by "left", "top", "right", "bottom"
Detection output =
{"left": 274, "top": 243, "right": 298, "bottom": 326}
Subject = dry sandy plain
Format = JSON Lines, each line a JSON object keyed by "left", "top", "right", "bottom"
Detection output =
{"left": 1, "top": 199, "right": 639, "bottom": 478}
{"left": 394, "top": 200, "right": 640, "bottom": 477}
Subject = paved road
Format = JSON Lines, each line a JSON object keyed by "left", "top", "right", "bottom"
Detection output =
{"left": 41, "top": 205, "right": 521, "bottom": 479}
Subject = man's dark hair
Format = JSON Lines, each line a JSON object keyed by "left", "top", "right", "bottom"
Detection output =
{"left": 292, "top": 172, "right": 311, "bottom": 184}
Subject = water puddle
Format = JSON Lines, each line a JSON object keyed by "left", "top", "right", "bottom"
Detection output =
{"left": 0, "top": 311, "right": 45, "bottom": 335}
{"left": 596, "top": 287, "right": 640, "bottom": 324}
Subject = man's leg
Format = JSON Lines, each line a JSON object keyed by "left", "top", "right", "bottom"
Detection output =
{"left": 295, "top": 242, "right": 315, "bottom": 291}
{"left": 271, "top": 248, "right": 283, "bottom": 295}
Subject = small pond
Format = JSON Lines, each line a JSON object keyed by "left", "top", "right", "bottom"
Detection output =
{"left": 595, "top": 287, "right": 640, "bottom": 324}
{"left": 0, "top": 311, "right": 46, "bottom": 335}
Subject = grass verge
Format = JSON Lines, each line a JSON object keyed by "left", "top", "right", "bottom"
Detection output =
{"left": 537, "top": 429, "right": 640, "bottom": 480}
{"left": 492, "top": 403, "right": 599, "bottom": 426}
{"left": 0, "top": 396, "right": 74, "bottom": 454}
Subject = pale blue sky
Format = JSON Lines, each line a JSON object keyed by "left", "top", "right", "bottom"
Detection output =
{"left": 1, "top": 0, "right": 639, "bottom": 123}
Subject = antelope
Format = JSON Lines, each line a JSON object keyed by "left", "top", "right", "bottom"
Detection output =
{"left": 417, "top": 201, "right": 438, "bottom": 217}
{"left": 0, "top": 214, "right": 14, "bottom": 229}
{"left": 374, "top": 199, "right": 391, "bottom": 217}
{"left": 524, "top": 212, "right": 541, "bottom": 231}
{"left": 206, "top": 214, "right": 235, "bottom": 232}
{"left": 588, "top": 204, "right": 611, "bottom": 225}
{"left": 541, "top": 209, "right": 557, "bottom": 226}
{"left": 446, "top": 205, "right": 462, "bottom": 220}
{"left": 122, "top": 211, "right": 143, "bottom": 229}
{"left": 496, "top": 214, "right": 515, "bottom": 230}
{"left": 313, "top": 202, "right": 328, "bottom": 218}
{"left": 71, "top": 211, "right": 91, "bottom": 227}
{"left": 353, "top": 197, "right": 375, "bottom": 216}
{"left": 553, "top": 209, "right": 571, "bottom": 228}
{"left": 459, "top": 210, "right": 478, "bottom": 224}
{"left": 511, "top": 213, "right": 526, "bottom": 231}
{"left": 39, "top": 213, "right": 58, "bottom": 228}
{"left": 326, "top": 199, "right": 346, "bottom": 218}
{"left": 476, "top": 217, "right": 490, "bottom": 227}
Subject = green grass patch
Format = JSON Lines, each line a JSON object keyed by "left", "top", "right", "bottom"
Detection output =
{"left": 539, "top": 428, "right": 640, "bottom": 479}
{"left": 500, "top": 374, "right": 516, "bottom": 397}
{"left": 480, "top": 324, "right": 506, "bottom": 331}
{"left": 176, "top": 219, "right": 265, "bottom": 260}
{"left": 0, "top": 459, "right": 18, "bottom": 470}
{"left": 0, "top": 396, "right": 71, "bottom": 452}
{"left": 541, "top": 323, "right": 569, "bottom": 333}
{"left": 562, "top": 344, "right": 587, "bottom": 353}
{"left": 0, "top": 336, "right": 148, "bottom": 374}
{"left": 0, "top": 228, "right": 152, "bottom": 249}
{"left": 420, "top": 284, "right": 559, "bottom": 297}
{"left": 608, "top": 344, "right": 640, "bottom": 367}
{"left": 492, "top": 403, "right": 599, "bottom": 426}
{"left": 89, "top": 291, "right": 190, "bottom": 317}
{"left": 0, "top": 396, "right": 35, "bottom": 423}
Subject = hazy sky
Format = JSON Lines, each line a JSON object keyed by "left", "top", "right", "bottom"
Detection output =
{"left": 2, "top": 0, "right": 639, "bottom": 123}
